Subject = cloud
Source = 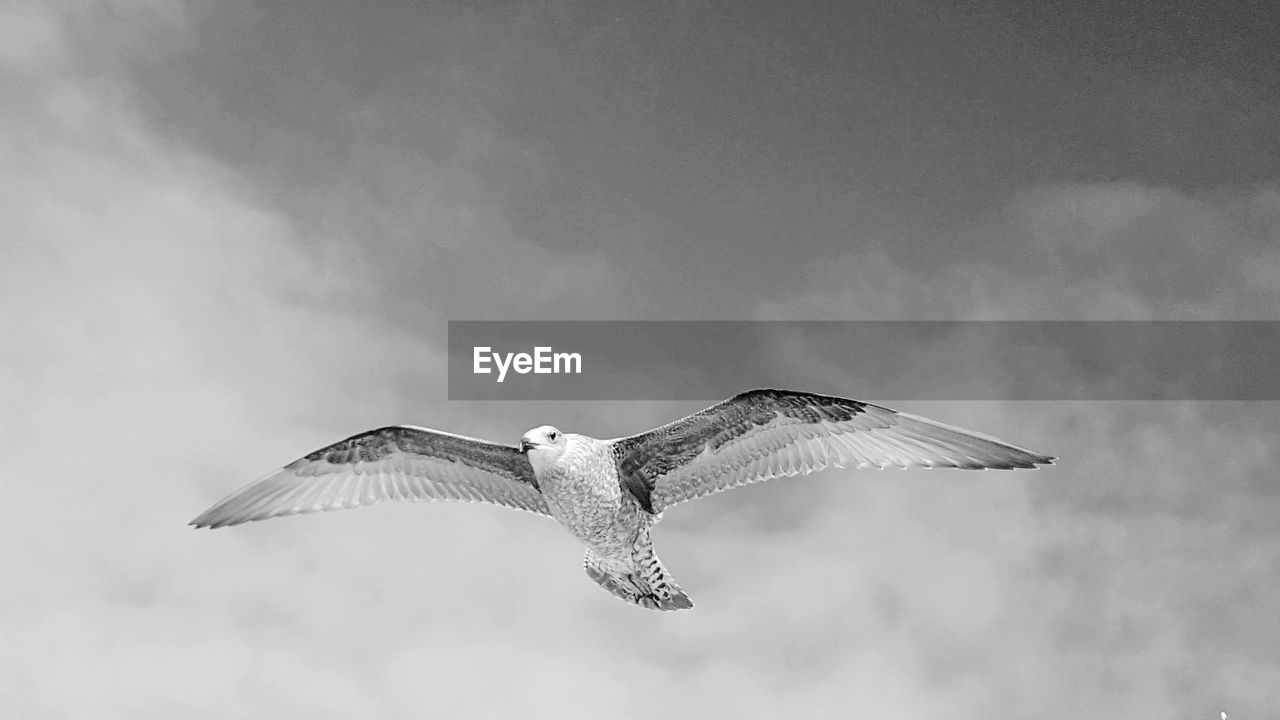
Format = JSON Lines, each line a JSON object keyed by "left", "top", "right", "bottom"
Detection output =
{"left": 3, "top": 2, "right": 1277, "bottom": 718}
{"left": 0, "top": 3, "right": 64, "bottom": 65}
{"left": 0, "top": 3, "right": 539, "bottom": 717}
{"left": 0, "top": 3, "right": 631, "bottom": 718}
{"left": 757, "top": 183, "right": 1280, "bottom": 321}
{"left": 744, "top": 181, "right": 1280, "bottom": 716}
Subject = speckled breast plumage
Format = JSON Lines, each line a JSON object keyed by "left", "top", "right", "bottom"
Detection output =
{"left": 535, "top": 436, "right": 647, "bottom": 555}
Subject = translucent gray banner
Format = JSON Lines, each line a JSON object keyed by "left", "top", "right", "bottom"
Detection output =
{"left": 447, "top": 321, "right": 1280, "bottom": 401}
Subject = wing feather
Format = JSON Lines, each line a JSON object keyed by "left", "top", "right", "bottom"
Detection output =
{"left": 610, "top": 389, "right": 1054, "bottom": 513}
{"left": 190, "top": 425, "right": 550, "bottom": 528}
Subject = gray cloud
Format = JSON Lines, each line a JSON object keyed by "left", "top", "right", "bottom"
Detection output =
{"left": 749, "top": 182, "right": 1280, "bottom": 715}
{"left": 3, "top": 0, "right": 1277, "bottom": 718}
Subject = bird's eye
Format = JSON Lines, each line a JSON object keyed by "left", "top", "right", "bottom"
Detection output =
{"left": 548, "top": 431, "right": 558, "bottom": 441}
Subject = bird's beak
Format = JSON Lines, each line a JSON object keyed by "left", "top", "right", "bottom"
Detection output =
{"left": 520, "top": 439, "right": 535, "bottom": 454}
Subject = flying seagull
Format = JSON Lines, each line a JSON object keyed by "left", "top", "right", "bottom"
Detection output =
{"left": 190, "top": 389, "right": 1054, "bottom": 610}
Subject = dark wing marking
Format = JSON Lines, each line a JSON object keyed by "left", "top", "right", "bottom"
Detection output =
{"left": 190, "top": 426, "right": 550, "bottom": 528}
{"left": 610, "top": 389, "right": 1054, "bottom": 514}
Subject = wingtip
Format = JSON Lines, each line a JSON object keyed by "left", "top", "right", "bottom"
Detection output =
{"left": 1031, "top": 452, "right": 1057, "bottom": 467}
{"left": 188, "top": 511, "right": 234, "bottom": 530}
{"left": 1013, "top": 453, "right": 1056, "bottom": 469}
{"left": 961, "top": 452, "right": 1055, "bottom": 470}
{"left": 1005, "top": 455, "right": 1054, "bottom": 470}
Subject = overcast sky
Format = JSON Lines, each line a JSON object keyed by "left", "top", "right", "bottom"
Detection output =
{"left": 3, "top": 0, "right": 1278, "bottom": 717}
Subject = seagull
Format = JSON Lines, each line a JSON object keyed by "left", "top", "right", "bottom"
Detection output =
{"left": 190, "top": 389, "right": 1054, "bottom": 610}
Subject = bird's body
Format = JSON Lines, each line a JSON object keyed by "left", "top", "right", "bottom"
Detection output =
{"left": 191, "top": 389, "right": 1055, "bottom": 611}
{"left": 529, "top": 433, "right": 691, "bottom": 609}
{"left": 530, "top": 434, "right": 632, "bottom": 548}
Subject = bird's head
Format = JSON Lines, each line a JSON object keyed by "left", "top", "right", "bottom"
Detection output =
{"left": 520, "top": 425, "right": 567, "bottom": 472}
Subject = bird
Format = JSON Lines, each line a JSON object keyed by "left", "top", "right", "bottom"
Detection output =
{"left": 190, "top": 388, "right": 1054, "bottom": 610}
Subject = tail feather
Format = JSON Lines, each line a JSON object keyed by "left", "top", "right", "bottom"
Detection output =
{"left": 583, "top": 533, "right": 693, "bottom": 611}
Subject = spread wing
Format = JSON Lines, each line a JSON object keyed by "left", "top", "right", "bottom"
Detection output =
{"left": 190, "top": 426, "right": 551, "bottom": 529}
{"left": 609, "top": 389, "right": 1055, "bottom": 514}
